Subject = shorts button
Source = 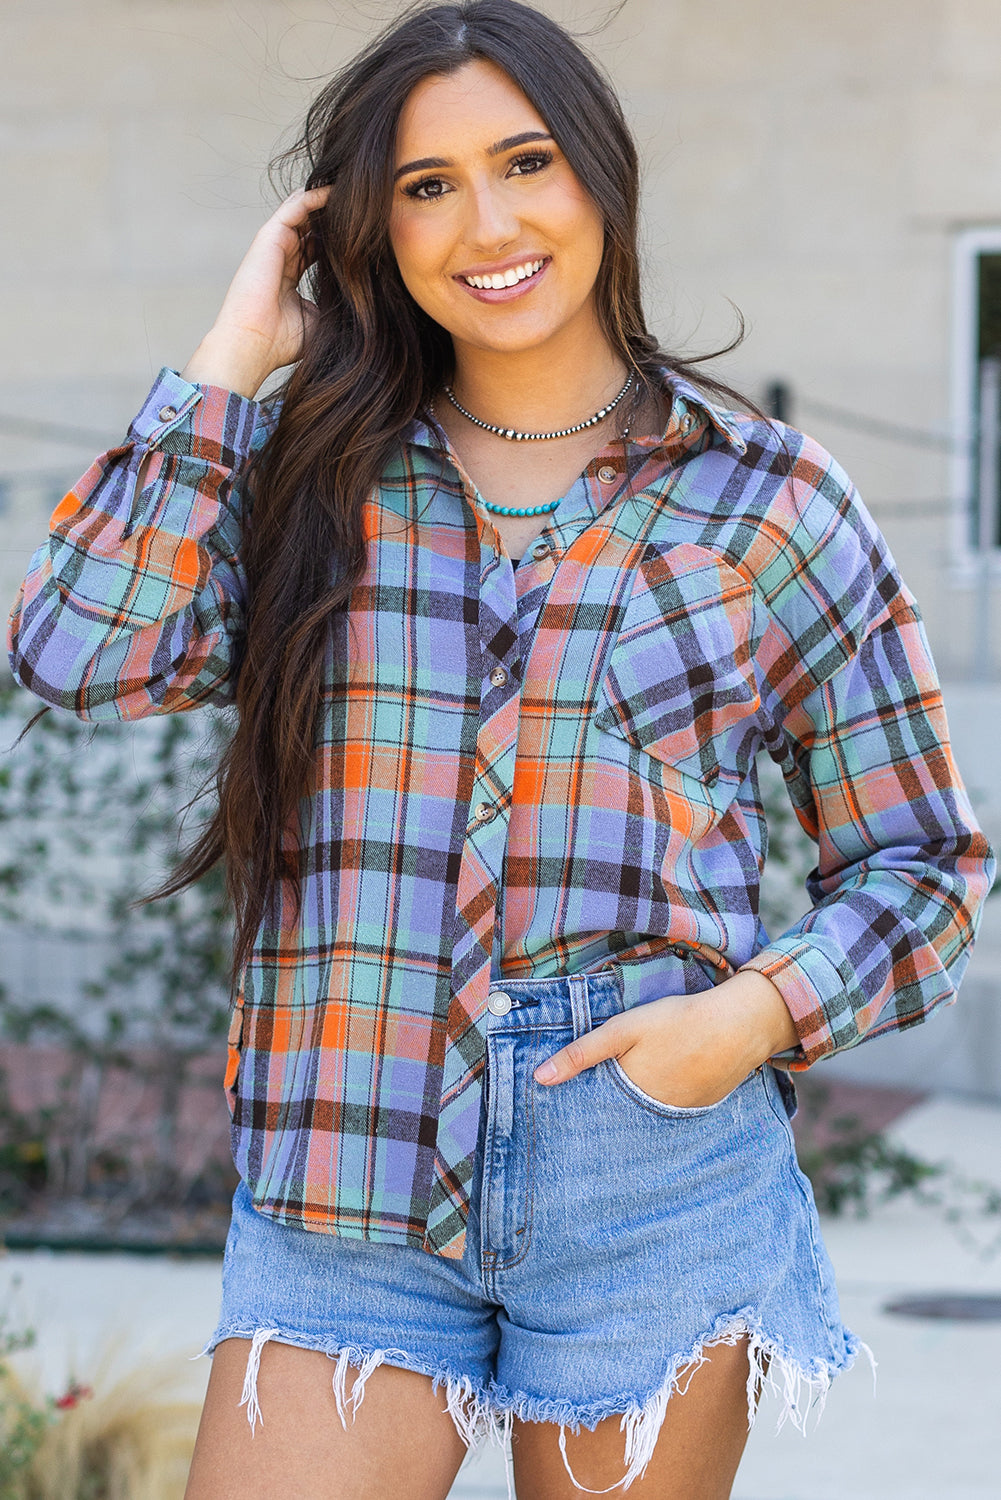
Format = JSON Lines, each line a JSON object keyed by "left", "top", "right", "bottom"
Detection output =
{"left": 489, "top": 666, "right": 508, "bottom": 687}
{"left": 157, "top": 405, "right": 178, "bottom": 422}
{"left": 488, "top": 990, "right": 513, "bottom": 1015}
{"left": 474, "top": 801, "right": 497, "bottom": 823}
{"left": 597, "top": 465, "right": 617, "bottom": 483}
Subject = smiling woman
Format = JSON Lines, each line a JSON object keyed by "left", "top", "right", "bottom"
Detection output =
{"left": 5, "top": 3, "right": 994, "bottom": 1499}
{"left": 389, "top": 64, "right": 605, "bottom": 362}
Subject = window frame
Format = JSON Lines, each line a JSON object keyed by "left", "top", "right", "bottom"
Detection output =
{"left": 950, "top": 227, "right": 1001, "bottom": 571}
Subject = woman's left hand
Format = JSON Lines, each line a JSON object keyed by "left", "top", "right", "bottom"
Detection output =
{"left": 532, "top": 969, "right": 800, "bottom": 1108}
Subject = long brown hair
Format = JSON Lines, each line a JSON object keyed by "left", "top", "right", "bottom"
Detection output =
{"left": 165, "top": 0, "right": 752, "bottom": 980}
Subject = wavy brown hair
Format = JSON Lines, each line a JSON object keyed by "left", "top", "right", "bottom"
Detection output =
{"left": 163, "top": 0, "right": 753, "bottom": 980}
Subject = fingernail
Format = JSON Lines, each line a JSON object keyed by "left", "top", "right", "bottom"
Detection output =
{"left": 534, "top": 1060, "right": 558, "bottom": 1084}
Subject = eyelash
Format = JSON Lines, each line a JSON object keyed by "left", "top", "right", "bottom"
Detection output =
{"left": 402, "top": 149, "right": 555, "bottom": 202}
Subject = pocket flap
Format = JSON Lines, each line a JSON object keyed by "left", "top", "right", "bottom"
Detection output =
{"left": 593, "top": 543, "right": 762, "bottom": 797}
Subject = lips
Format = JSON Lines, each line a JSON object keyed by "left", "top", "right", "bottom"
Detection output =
{"left": 455, "top": 256, "right": 550, "bottom": 303}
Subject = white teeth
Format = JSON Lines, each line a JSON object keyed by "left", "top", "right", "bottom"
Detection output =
{"left": 463, "top": 259, "right": 545, "bottom": 289}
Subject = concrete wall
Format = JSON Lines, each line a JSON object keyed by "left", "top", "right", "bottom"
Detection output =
{"left": 7, "top": 0, "right": 1001, "bottom": 672}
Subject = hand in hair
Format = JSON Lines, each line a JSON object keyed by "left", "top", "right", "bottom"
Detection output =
{"left": 181, "top": 185, "right": 332, "bottom": 399}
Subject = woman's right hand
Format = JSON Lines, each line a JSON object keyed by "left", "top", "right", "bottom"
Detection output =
{"left": 181, "top": 185, "right": 333, "bottom": 399}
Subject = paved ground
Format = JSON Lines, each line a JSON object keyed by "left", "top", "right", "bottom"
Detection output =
{"left": 2, "top": 1094, "right": 999, "bottom": 1499}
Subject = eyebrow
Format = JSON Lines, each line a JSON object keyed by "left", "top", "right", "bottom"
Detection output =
{"left": 393, "top": 131, "right": 554, "bottom": 182}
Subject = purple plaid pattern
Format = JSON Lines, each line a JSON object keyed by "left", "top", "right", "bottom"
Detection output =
{"left": 8, "top": 367, "right": 994, "bottom": 1257}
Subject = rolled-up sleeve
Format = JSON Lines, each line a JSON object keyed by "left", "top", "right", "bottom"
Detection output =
{"left": 6, "top": 367, "right": 271, "bottom": 719}
{"left": 739, "top": 433, "right": 995, "bottom": 1067}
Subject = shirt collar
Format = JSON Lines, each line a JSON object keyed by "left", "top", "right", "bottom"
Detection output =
{"left": 656, "top": 372, "right": 749, "bottom": 456}
{"left": 403, "top": 368, "right": 748, "bottom": 458}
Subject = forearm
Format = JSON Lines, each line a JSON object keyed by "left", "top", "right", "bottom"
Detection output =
{"left": 181, "top": 328, "right": 276, "bottom": 402}
{"left": 741, "top": 844, "right": 994, "bottom": 1067}
{"left": 7, "top": 370, "right": 260, "bottom": 717}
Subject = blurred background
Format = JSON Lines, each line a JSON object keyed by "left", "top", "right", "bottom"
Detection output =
{"left": 1, "top": 3, "right": 999, "bottom": 1497}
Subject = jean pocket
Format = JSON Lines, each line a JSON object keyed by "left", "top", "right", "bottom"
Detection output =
{"left": 605, "top": 1055, "right": 760, "bottom": 1118}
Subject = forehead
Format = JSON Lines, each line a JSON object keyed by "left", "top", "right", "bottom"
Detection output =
{"left": 395, "top": 58, "right": 547, "bottom": 157}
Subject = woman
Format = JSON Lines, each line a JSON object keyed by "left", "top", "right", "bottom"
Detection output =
{"left": 7, "top": 3, "right": 993, "bottom": 1497}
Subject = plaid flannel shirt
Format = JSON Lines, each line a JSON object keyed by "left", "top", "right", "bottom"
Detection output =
{"left": 7, "top": 367, "right": 994, "bottom": 1257}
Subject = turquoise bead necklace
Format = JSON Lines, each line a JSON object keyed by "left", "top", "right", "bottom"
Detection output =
{"left": 433, "top": 373, "right": 635, "bottom": 519}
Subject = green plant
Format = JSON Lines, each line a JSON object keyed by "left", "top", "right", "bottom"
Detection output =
{"left": 0, "top": 1312, "right": 49, "bottom": 1494}
{"left": 0, "top": 676, "right": 233, "bottom": 1215}
{"left": 793, "top": 1077, "right": 943, "bottom": 1215}
{"left": 794, "top": 1075, "right": 1001, "bottom": 1255}
{"left": 0, "top": 1301, "right": 198, "bottom": 1500}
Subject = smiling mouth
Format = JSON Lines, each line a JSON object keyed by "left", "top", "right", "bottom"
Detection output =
{"left": 457, "top": 257, "right": 549, "bottom": 293}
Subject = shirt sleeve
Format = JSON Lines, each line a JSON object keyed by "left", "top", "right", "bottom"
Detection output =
{"left": 739, "top": 432, "right": 996, "bottom": 1068}
{"left": 6, "top": 367, "right": 271, "bottom": 720}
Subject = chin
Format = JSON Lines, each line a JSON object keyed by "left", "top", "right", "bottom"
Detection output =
{"left": 456, "top": 316, "right": 566, "bottom": 355}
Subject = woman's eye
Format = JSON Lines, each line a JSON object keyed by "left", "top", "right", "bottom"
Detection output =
{"left": 509, "top": 150, "right": 554, "bottom": 177}
{"left": 403, "top": 176, "right": 451, "bottom": 202}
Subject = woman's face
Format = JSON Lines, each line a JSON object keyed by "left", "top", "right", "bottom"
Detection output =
{"left": 388, "top": 59, "right": 606, "bottom": 361}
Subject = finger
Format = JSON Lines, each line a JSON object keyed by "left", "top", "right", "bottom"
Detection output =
{"left": 272, "top": 185, "right": 333, "bottom": 234}
{"left": 533, "top": 1019, "right": 628, "bottom": 1086}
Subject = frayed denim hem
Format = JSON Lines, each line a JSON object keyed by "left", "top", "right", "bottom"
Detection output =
{"left": 201, "top": 1310, "right": 875, "bottom": 1497}
{"left": 486, "top": 1310, "right": 875, "bottom": 1494}
{"left": 199, "top": 1326, "right": 498, "bottom": 1448}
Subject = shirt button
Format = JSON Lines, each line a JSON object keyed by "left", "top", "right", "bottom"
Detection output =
{"left": 487, "top": 990, "right": 513, "bottom": 1015}
{"left": 489, "top": 666, "right": 508, "bottom": 688}
{"left": 531, "top": 541, "right": 552, "bottom": 561}
{"left": 157, "top": 405, "right": 178, "bottom": 423}
{"left": 474, "top": 801, "right": 497, "bottom": 823}
{"left": 597, "top": 465, "right": 617, "bottom": 484}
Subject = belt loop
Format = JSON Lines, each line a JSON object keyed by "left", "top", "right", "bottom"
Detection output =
{"left": 569, "top": 973, "right": 591, "bottom": 1039}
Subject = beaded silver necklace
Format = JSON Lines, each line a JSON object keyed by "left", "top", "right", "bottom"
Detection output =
{"left": 435, "top": 373, "right": 635, "bottom": 518}
{"left": 443, "top": 372, "right": 633, "bottom": 442}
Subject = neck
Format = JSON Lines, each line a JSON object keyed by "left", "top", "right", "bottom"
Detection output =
{"left": 449, "top": 312, "right": 627, "bottom": 434}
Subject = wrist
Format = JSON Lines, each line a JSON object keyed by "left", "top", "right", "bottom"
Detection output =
{"left": 699, "top": 969, "right": 800, "bottom": 1069}
{"left": 181, "top": 328, "right": 273, "bottom": 400}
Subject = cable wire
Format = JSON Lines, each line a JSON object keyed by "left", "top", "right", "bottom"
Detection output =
{"left": 0, "top": 413, "right": 116, "bottom": 447}
{"left": 798, "top": 398, "right": 967, "bottom": 453}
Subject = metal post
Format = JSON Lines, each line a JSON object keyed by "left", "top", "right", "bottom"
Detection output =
{"left": 764, "top": 381, "right": 791, "bottom": 423}
{"left": 974, "top": 357, "right": 1001, "bottom": 679}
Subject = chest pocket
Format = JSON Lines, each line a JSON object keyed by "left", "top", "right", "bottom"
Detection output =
{"left": 592, "top": 543, "right": 762, "bottom": 819}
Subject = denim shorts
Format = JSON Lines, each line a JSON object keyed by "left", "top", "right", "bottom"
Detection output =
{"left": 207, "top": 971, "right": 867, "bottom": 1493}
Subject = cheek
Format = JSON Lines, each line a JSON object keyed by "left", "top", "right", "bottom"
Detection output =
{"left": 387, "top": 211, "right": 419, "bottom": 280}
{"left": 388, "top": 208, "right": 448, "bottom": 302}
{"left": 545, "top": 183, "right": 605, "bottom": 272}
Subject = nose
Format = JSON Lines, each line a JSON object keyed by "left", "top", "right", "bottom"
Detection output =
{"left": 466, "top": 179, "right": 520, "bottom": 253}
